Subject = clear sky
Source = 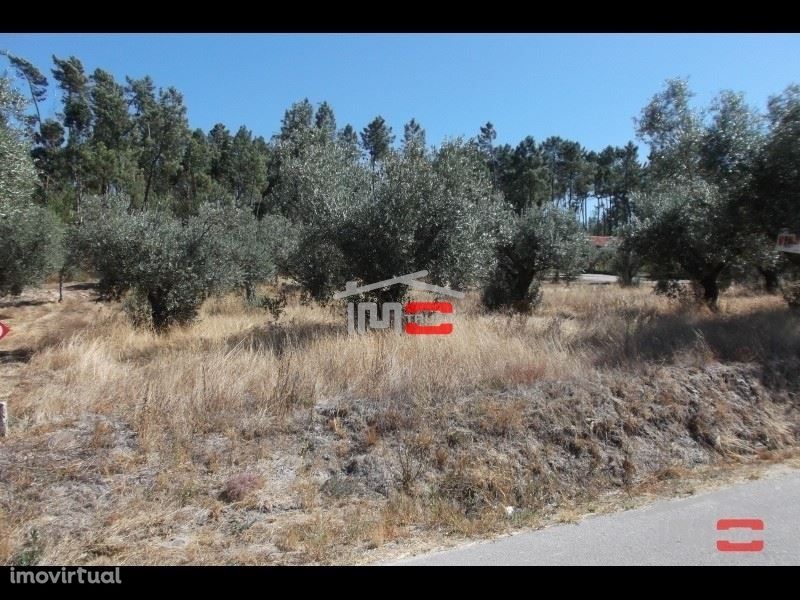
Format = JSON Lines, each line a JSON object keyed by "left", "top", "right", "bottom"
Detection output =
{"left": 1, "top": 34, "right": 798, "bottom": 152}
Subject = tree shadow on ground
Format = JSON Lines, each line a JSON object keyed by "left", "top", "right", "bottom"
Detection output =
{"left": 65, "top": 283, "right": 97, "bottom": 291}
{"left": 0, "top": 299, "right": 51, "bottom": 309}
{"left": 0, "top": 349, "right": 34, "bottom": 364}
{"left": 590, "top": 308, "right": 800, "bottom": 386}
{"left": 226, "top": 321, "right": 344, "bottom": 356}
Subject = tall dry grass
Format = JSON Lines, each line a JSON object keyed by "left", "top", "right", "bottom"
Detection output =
{"left": 0, "top": 281, "right": 798, "bottom": 564}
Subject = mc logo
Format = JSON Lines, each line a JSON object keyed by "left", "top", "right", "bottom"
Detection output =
{"left": 716, "top": 518, "right": 764, "bottom": 552}
{"left": 333, "top": 271, "right": 463, "bottom": 336}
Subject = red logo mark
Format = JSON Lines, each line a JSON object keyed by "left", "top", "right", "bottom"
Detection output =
{"left": 403, "top": 302, "right": 453, "bottom": 335}
{"left": 0, "top": 322, "right": 9, "bottom": 342}
{"left": 716, "top": 518, "right": 764, "bottom": 552}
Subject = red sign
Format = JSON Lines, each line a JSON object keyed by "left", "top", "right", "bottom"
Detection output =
{"left": 716, "top": 518, "right": 764, "bottom": 552}
{"left": 0, "top": 322, "right": 9, "bottom": 342}
{"left": 403, "top": 302, "right": 453, "bottom": 335}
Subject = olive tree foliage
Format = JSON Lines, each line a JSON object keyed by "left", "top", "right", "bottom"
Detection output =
{"left": 751, "top": 85, "right": 800, "bottom": 236}
{"left": 0, "top": 75, "right": 37, "bottom": 206}
{"left": 68, "top": 196, "right": 240, "bottom": 330}
{"left": 220, "top": 207, "right": 294, "bottom": 303}
{"left": 270, "top": 130, "right": 503, "bottom": 302}
{"left": 0, "top": 203, "right": 64, "bottom": 296}
{"left": 610, "top": 223, "right": 644, "bottom": 287}
{"left": 629, "top": 179, "right": 742, "bottom": 306}
{"left": 66, "top": 197, "right": 139, "bottom": 299}
{"left": 631, "top": 79, "right": 765, "bottom": 307}
{"left": 269, "top": 134, "right": 368, "bottom": 300}
{"left": 637, "top": 78, "right": 706, "bottom": 182}
{"left": 748, "top": 85, "right": 800, "bottom": 301}
{"left": 0, "top": 75, "right": 64, "bottom": 296}
{"left": 482, "top": 204, "right": 589, "bottom": 312}
{"left": 340, "top": 140, "right": 504, "bottom": 302}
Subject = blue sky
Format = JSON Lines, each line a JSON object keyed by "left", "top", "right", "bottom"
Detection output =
{"left": 1, "top": 34, "right": 798, "bottom": 152}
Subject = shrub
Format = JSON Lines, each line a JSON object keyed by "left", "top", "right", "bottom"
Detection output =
{"left": 220, "top": 472, "right": 263, "bottom": 503}
{"left": 482, "top": 205, "right": 589, "bottom": 312}
{"left": 257, "top": 292, "right": 288, "bottom": 321}
{"left": 653, "top": 279, "right": 693, "bottom": 303}
{"left": 0, "top": 204, "right": 64, "bottom": 297}
{"left": 12, "top": 528, "right": 44, "bottom": 567}
{"left": 69, "top": 197, "right": 239, "bottom": 330}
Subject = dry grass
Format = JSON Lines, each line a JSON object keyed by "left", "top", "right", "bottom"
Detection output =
{"left": 0, "top": 280, "right": 798, "bottom": 564}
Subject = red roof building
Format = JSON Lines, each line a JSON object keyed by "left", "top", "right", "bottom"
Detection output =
{"left": 589, "top": 236, "right": 617, "bottom": 248}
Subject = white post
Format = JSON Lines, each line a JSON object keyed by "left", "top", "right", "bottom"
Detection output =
{"left": 0, "top": 402, "right": 7, "bottom": 437}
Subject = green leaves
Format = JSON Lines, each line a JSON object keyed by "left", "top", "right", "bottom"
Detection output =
{"left": 633, "top": 79, "right": 771, "bottom": 306}
{"left": 0, "top": 76, "right": 37, "bottom": 207}
{"left": 482, "top": 204, "right": 589, "bottom": 311}
{"left": 751, "top": 85, "right": 800, "bottom": 236}
{"left": 361, "top": 116, "right": 395, "bottom": 166}
{"left": 0, "top": 74, "right": 64, "bottom": 297}
{"left": 0, "top": 203, "right": 64, "bottom": 296}
{"left": 69, "top": 197, "right": 233, "bottom": 329}
{"left": 270, "top": 132, "right": 501, "bottom": 302}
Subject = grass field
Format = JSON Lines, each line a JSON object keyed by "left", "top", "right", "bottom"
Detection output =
{"left": 1, "top": 281, "right": 799, "bottom": 564}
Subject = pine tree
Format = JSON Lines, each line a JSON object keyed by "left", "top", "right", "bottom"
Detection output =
{"left": 402, "top": 118, "right": 426, "bottom": 153}
{"left": 360, "top": 116, "right": 394, "bottom": 168}
{"left": 314, "top": 101, "right": 336, "bottom": 139}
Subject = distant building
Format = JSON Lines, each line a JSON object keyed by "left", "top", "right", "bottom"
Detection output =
{"left": 777, "top": 232, "right": 800, "bottom": 255}
{"left": 588, "top": 235, "right": 617, "bottom": 249}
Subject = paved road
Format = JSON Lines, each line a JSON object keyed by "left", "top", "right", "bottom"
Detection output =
{"left": 577, "top": 274, "right": 619, "bottom": 284}
{"left": 394, "top": 469, "right": 800, "bottom": 565}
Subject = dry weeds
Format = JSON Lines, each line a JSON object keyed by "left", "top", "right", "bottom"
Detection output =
{"left": 0, "top": 281, "right": 798, "bottom": 564}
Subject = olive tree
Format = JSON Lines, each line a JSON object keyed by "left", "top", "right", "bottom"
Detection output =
{"left": 69, "top": 197, "right": 238, "bottom": 330}
{"left": 634, "top": 79, "right": 765, "bottom": 308}
{"left": 0, "top": 75, "right": 64, "bottom": 296}
{"left": 0, "top": 204, "right": 64, "bottom": 296}
{"left": 630, "top": 178, "right": 749, "bottom": 307}
{"left": 610, "top": 223, "right": 644, "bottom": 287}
{"left": 272, "top": 134, "right": 504, "bottom": 303}
{"left": 0, "top": 75, "right": 37, "bottom": 207}
{"left": 339, "top": 140, "right": 504, "bottom": 301}
{"left": 482, "top": 204, "right": 589, "bottom": 312}
{"left": 220, "top": 207, "right": 294, "bottom": 303}
{"left": 270, "top": 134, "right": 369, "bottom": 300}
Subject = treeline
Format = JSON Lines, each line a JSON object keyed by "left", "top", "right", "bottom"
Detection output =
{"left": 1, "top": 52, "right": 799, "bottom": 329}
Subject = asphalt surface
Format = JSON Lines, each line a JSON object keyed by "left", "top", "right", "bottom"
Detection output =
{"left": 577, "top": 274, "right": 619, "bottom": 284}
{"left": 393, "top": 469, "right": 800, "bottom": 565}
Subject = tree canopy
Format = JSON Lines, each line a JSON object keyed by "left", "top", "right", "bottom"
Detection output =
{"left": 2, "top": 52, "right": 800, "bottom": 320}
